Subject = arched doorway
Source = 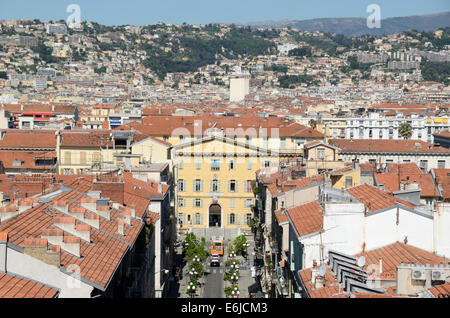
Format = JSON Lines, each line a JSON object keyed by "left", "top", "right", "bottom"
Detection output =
{"left": 209, "top": 204, "right": 221, "bottom": 228}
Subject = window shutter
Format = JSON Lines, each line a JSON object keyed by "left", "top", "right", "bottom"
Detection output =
{"left": 200, "top": 180, "right": 203, "bottom": 192}
{"left": 183, "top": 199, "right": 186, "bottom": 207}
{"left": 228, "top": 181, "right": 231, "bottom": 192}
{"left": 183, "top": 180, "right": 186, "bottom": 191}
{"left": 192, "top": 199, "right": 196, "bottom": 207}
{"left": 200, "top": 214, "right": 203, "bottom": 225}
{"left": 179, "top": 160, "right": 184, "bottom": 169}
{"left": 182, "top": 213, "right": 186, "bottom": 225}
{"left": 294, "top": 242, "right": 304, "bottom": 271}
{"left": 218, "top": 181, "right": 221, "bottom": 193}
{"left": 200, "top": 199, "right": 203, "bottom": 208}
{"left": 210, "top": 181, "right": 213, "bottom": 192}
{"left": 193, "top": 180, "right": 196, "bottom": 192}
{"left": 235, "top": 181, "right": 238, "bottom": 193}
{"left": 227, "top": 214, "right": 230, "bottom": 225}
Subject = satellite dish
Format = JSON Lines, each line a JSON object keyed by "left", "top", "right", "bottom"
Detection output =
{"left": 357, "top": 256, "right": 366, "bottom": 267}
{"left": 319, "top": 264, "right": 326, "bottom": 277}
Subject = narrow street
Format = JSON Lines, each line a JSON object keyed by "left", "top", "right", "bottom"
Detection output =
{"left": 203, "top": 257, "right": 225, "bottom": 298}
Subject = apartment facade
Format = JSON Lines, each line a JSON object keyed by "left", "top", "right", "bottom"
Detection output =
{"left": 173, "top": 135, "right": 279, "bottom": 239}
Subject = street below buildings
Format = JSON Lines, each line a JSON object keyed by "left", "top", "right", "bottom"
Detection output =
{"left": 203, "top": 257, "right": 225, "bottom": 298}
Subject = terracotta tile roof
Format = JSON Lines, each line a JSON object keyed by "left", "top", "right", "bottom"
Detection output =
{"left": 0, "top": 273, "right": 59, "bottom": 298}
{"left": 274, "top": 209, "right": 288, "bottom": 224}
{"left": 432, "top": 168, "right": 450, "bottom": 201}
{"left": 268, "top": 175, "right": 324, "bottom": 196}
{"left": 59, "top": 130, "right": 113, "bottom": 147}
{"left": 123, "top": 172, "right": 169, "bottom": 197}
{"left": 428, "top": 281, "right": 450, "bottom": 298}
{"left": 374, "top": 163, "right": 439, "bottom": 197}
{"left": 0, "top": 177, "right": 144, "bottom": 290}
{"left": 299, "top": 267, "right": 346, "bottom": 298}
{"left": 347, "top": 184, "right": 417, "bottom": 212}
{"left": 355, "top": 242, "right": 448, "bottom": 282}
{"left": 126, "top": 115, "right": 324, "bottom": 138}
{"left": 329, "top": 139, "right": 450, "bottom": 154}
{"left": 0, "top": 150, "right": 56, "bottom": 170}
{"left": 0, "top": 130, "right": 56, "bottom": 149}
{"left": 286, "top": 201, "right": 323, "bottom": 237}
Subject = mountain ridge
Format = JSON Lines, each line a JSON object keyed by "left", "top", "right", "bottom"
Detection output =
{"left": 240, "top": 12, "right": 450, "bottom": 37}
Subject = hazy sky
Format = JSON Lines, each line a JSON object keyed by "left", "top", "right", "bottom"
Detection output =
{"left": 1, "top": 0, "right": 449, "bottom": 26}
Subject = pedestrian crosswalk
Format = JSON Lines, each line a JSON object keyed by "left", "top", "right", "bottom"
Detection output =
{"left": 206, "top": 268, "right": 223, "bottom": 274}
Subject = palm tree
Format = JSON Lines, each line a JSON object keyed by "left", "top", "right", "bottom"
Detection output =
{"left": 399, "top": 122, "right": 413, "bottom": 140}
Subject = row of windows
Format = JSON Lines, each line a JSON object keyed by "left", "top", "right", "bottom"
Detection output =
{"left": 366, "top": 159, "right": 445, "bottom": 169}
{"left": 178, "top": 213, "right": 253, "bottom": 225}
{"left": 178, "top": 179, "right": 254, "bottom": 193}
{"left": 178, "top": 198, "right": 254, "bottom": 208}
{"left": 178, "top": 160, "right": 272, "bottom": 171}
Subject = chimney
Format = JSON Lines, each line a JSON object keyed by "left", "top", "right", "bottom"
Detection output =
{"left": 53, "top": 200, "right": 69, "bottom": 213}
{"left": 80, "top": 197, "right": 96, "bottom": 211}
{"left": 118, "top": 219, "right": 125, "bottom": 236}
{"left": 0, "top": 205, "right": 19, "bottom": 223}
{"left": 379, "top": 258, "right": 383, "bottom": 274}
{"left": 124, "top": 210, "right": 132, "bottom": 226}
{"left": 41, "top": 228, "right": 64, "bottom": 246}
{"left": 0, "top": 232, "right": 7, "bottom": 273}
{"left": 123, "top": 206, "right": 135, "bottom": 219}
{"left": 68, "top": 207, "right": 86, "bottom": 222}
{"left": 62, "top": 236, "right": 81, "bottom": 258}
{"left": 158, "top": 183, "right": 162, "bottom": 193}
{"left": 74, "top": 224, "right": 90, "bottom": 243}
{"left": 96, "top": 205, "right": 111, "bottom": 220}
{"left": 18, "top": 198, "right": 38, "bottom": 213}
{"left": 85, "top": 214, "right": 100, "bottom": 229}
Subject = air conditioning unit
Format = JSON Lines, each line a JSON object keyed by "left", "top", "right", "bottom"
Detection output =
{"left": 411, "top": 269, "right": 427, "bottom": 280}
{"left": 431, "top": 270, "right": 446, "bottom": 281}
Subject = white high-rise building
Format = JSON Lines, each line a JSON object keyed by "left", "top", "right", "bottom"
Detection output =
{"left": 229, "top": 75, "right": 250, "bottom": 102}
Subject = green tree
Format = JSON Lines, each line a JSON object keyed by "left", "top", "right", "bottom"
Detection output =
{"left": 233, "top": 235, "right": 247, "bottom": 256}
{"left": 399, "top": 122, "right": 413, "bottom": 140}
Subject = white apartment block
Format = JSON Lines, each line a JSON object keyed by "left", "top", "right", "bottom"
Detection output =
{"left": 324, "top": 113, "right": 450, "bottom": 143}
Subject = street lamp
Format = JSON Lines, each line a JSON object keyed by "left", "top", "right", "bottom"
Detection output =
{"left": 232, "top": 286, "right": 240, "bottom": 298}
{"left": 187, "top": 283, "right": 196, "bottom": 298}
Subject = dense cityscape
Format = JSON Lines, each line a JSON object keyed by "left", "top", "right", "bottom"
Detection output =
{"left": 0, "top": 2, "right": 449, "bottom": 302}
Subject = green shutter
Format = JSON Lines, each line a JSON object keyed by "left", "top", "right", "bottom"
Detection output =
{"left": 294, "top": 242, "right": 304, "bottom": 271}
{"left": 200, "top": 214, "right": 203, "bottom": 225}
{"left": 235, "top": 181, "right": 238, "bottom": 193}
{"left": 193, "top": 180, "right": 196, "bottom": 192}
{"left": 228, "top": 180, "right": 231, "bottom": 192}
{"left": 200, "top": 180, "right": 203, "bottom": 192}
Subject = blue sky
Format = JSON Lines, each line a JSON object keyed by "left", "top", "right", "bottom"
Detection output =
{"left": 1, "top": 0, "right": 449, "bottom": 26}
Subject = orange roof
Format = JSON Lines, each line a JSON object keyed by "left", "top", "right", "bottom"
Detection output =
{"left": 375, "top": 163, "right": 439, "bottom": 197}
{"left": 329, "top": 139, "right": 450, "bottom": 154}
{"left": 0, "top": 130, "right": 56, "bottom": 149}
{"left": 348, "top": 184, "right": 417, "bottom": 212}
{"left": 286, "top": 201, "right": 323, "bottom": 237}
{"left": 428, "top": 282, "right": 450, "bottom": 298}
{"left": 0, "top": 273, "right": 59, "bottom": 298}
{"left": 355, "top": 242, "right": 448, "bottom": 281}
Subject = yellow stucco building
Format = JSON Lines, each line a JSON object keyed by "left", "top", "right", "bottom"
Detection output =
{"left": 173, "top": 134, "right": 279, "bottom": 234}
